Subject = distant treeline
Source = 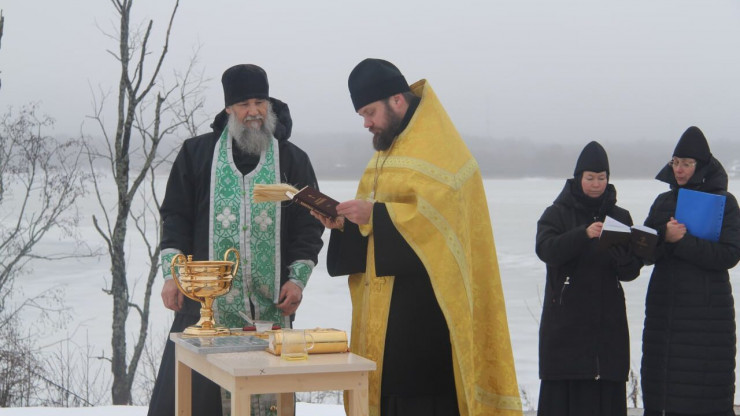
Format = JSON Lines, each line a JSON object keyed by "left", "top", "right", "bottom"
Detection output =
{"left": 146, "top": 132, "right": 738, "bottom": 180}
{"left": 298, "top": 133, "right": 740, "bottom": 180}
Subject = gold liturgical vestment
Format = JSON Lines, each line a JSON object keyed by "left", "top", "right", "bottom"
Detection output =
{"left": 349, "top": 80, "right": 522, "bottom": 415}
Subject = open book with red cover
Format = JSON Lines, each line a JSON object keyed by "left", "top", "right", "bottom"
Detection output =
{"left": 253, "top": 184, "right": 339, "bottom": 219}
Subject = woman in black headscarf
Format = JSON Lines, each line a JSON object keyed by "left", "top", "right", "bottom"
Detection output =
{"left": 641, "top": 126, "right": 740, "bottom": 416}
{"left": 536, "top": 141, "right": 643, "bottom": 416}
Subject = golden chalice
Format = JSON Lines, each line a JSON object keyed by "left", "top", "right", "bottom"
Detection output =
{"left": 170, "top": 248, "right": 240, "bottom": 336}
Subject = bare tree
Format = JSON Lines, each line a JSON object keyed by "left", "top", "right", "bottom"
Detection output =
{"left": 0, "top": 9, "right": 4, "bottom": 91}
{"left": 41, "top": 332, "right": 111, "bottom": 407}
{"left": 0, "top": 104, "right": 88, "bottom": 310}
{"left": 0, "top": 323, "right": 41, "bottom": 407}
{"left": 84, "top": 0, "right": 209, "bottom": 405}
{"left": 133, "top": 323, "right": 169, "bottom": 405}
{"left": 0, "top": 102, "right": 89, "bottom": 406}
{"left": 0, "top": 12, "right": 94, "bottom": 405}
{"left": 128, "top": 57, "right": 207, "bottom": 406}
{"left": 628, "top": 367, "right": 641, "bottom": 408}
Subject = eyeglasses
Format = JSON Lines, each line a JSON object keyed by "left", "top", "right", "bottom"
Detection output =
{"left": 668, "top": 159, "right": 696, "bottom": 169}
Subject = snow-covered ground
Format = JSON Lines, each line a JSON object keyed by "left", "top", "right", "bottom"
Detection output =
{"left": 6, "top": 177, "right": 740, "bottom": 413}
{"left": 0, "top": 403, "right": 343, "bottom": 416}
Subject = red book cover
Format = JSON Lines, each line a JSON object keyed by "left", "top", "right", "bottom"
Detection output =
{"left": 290, "top": 186, "right": 339, "bottom": 219}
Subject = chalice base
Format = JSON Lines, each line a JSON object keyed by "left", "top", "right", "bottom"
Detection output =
{"left": 183, "top": 313, "right": 230, "bottom": 336}
{"left": 183, "top": 324, "right": 230, "bottom": 337}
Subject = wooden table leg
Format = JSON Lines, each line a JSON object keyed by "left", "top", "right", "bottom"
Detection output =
{"left": 277, "top": 392, "right": 294, "bottom": 416}
{"left": 175, "top": 357, "right": 192, "bottom": 416}
{"left": 231, "top": 390, "right": 251, "bottom": 416}
{"left": 347, "top": 372, "right": 369, "bottom": 416}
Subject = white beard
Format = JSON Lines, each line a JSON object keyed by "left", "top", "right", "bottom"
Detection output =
{"left": 228, "top": 103, "right": 277, "bottom": 155}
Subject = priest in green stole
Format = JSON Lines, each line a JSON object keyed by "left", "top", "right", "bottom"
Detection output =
{"left": 314, "top": 59, "right": 522, "bottom": 416}
{"left": 148, "top": 64, "right": 324, "bottom": 416}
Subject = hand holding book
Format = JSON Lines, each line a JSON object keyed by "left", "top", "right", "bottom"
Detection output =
{"left": 253, "top": 184, "right": 340, "bottom": 219}
{"left": 598, "top": 216, "right": 658, "bottom": 259}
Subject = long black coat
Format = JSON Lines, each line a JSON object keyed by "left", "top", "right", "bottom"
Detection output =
{"left": 148, "top": 99, "right": 325, "bottom": 416}
{"left": 536, "top": 180, "right": 642, "bottom": 382}
{"left": 641, "top": 157, "right": 740, "bottom": 414}
{"left": 327, "top": 204, "right": 457, "bottom": 399}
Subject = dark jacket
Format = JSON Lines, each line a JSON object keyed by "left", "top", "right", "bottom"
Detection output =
{"left": 641, "top": 157, "right": 740, "bottom": 414}
{"left": 149, "top": 98, "right": 324, "bottom": 416}
{"left": 536, "top": 180, "right": 642, "bottom": 382}
{"left": 159, "top": 98, "right": 324, "bottom": 316}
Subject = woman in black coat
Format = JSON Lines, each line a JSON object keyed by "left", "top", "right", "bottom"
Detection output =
{"left": 641, "top": 126, "right": 740, "bottom": 416}
{"left": 536, "top": 141, "right": 643, "bottom": 416}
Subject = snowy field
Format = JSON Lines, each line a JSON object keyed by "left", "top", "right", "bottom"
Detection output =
{"left": 6, "top": 176, "right": 740, "bottom": 414}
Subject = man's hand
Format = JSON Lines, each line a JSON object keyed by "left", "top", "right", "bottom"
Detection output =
{"left": 336, "top": 200, "right": 373, "bottom": 225}
{"left": 311, "top": 211, "right": 345, "bottom": 229}
{"left": 161, "top": 279, "right": 184, "bottom": 312}
{"left": 586, "top": 221, "right": 604, "bottom": 239}
{"left": 665, "top": 217, "right": 687, "bottom": 243}
{"left": 276, "top": 281, "right": 303, "bottom": 316}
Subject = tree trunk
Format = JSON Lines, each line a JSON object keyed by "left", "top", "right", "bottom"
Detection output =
{"left": 110, "top": 221, "right": 130, "bottom": 404}
{"left": 92, "top": 0, "right": 180, "bottom": 405}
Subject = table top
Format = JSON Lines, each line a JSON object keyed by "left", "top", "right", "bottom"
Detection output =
{"left": 171, "top": 333, "right": 376, "bottom": 377}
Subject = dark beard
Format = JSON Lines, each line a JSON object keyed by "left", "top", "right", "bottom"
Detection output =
{"left": 372, "top": 102, "right": 403, "bottom": 151}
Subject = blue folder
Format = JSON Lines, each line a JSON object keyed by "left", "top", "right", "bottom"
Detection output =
{"left": 675, "top": 188, "right": 726, "bottom": 242}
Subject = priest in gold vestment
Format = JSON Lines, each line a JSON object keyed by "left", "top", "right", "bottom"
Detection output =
{"left": 312, "top": 58, "right": 522, "bottom": 416}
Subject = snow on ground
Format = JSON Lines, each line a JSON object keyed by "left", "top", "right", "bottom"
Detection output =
{"left": 0, "top": 403, "right": 344, "bottom": 415}
{"left": 6, "top": 178, "right": 740, "bottom": 413}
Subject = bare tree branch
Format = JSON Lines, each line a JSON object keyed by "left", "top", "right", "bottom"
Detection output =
{"left": 0, "top": 104, "right": 89, "bottom": 300}
{"left": 85, "top": 0, "right": 206, "bottom": 404}
{"left": 0, "top": 10, "right": 4, "bottom": 91}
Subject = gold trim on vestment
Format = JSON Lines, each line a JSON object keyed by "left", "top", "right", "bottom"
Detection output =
{"left": 475, "top": 385, "right": 524, "bottom": 411}
{"left": 348, "top": 80, "right": 522, "bottom": 416}
{"left": 414, "top": 197, "right": 473, "bottom": 313}
{"left": 366, "top": 156, "right": 479, "bottom": 191}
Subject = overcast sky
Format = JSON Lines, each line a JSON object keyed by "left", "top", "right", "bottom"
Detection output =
{"left": 2, "top": 0, "right": 739, "bottom": 146}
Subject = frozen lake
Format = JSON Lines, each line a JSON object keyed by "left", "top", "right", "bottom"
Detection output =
{"left": 10, "top": 176, "right": 740, "bottom": 409}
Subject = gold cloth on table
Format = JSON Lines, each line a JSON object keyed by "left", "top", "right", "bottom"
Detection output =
{"left": 348, "top": 80, "right": 522, "bottom": 416}
{"left": 266, "top": 328, "right": 349, "bottom": 355}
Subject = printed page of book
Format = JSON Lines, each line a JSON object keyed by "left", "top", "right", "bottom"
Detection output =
{"left": 602, "top": 215, "right": 630, "bottom": 234}
{"left": 631, "top": 224, "right": 657, "bottom": 235}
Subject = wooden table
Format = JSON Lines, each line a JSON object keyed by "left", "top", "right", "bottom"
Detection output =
{"left": 171, "top": 333, "right": 375, "bottom": 416}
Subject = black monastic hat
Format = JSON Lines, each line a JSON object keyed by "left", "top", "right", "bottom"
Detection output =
{"left": 348, "top": 58, "right": 410, "bottom": 111}
{"left": 222, "top": 64, "right": 269, "bottom": 107}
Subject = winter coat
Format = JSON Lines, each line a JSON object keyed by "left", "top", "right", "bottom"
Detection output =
{"left": 148, "top": 98, "right": 324, "bottom": 416}
{"left": 641, "top": 157, "right": 740, "bottom": 414}
{"left": 536, "top": 179, "right": 642, "bottom": 382}
{"left": 159, "top": 98, "right": 324, "bottom": 317}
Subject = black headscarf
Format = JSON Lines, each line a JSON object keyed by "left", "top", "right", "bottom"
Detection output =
{"left": 571, "top": 141, "right": 611, "bottom": 211}
{"left": 673, "top": 126, "right": 712, "bottom": 164}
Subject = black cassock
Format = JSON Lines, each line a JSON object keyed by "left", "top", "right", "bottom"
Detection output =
{"left": 328, "top": 203, "right": 460, "bottom": 416}
{"left": 147, "top": 101, "right": 324, "bottom": 416}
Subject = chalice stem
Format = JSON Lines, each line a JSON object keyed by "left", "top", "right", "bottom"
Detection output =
{"left": 197, "top": 297, "right": 215, "bottom": 329}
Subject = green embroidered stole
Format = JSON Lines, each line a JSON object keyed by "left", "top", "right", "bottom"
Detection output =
{"left": 210, "top": 128, "right": 288, "bottom": 328}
